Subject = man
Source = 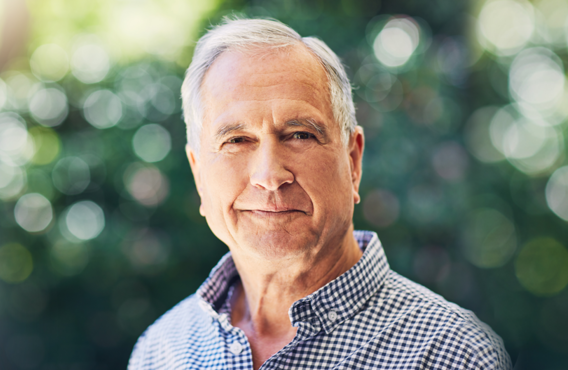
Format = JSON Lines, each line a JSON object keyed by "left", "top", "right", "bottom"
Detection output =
{"left": 128, "top": 18, "right": 512, "bottom": 369}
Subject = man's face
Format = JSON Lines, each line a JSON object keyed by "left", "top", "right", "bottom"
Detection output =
{"left": 187, "top": 44, "right": 364, "bottom": 261}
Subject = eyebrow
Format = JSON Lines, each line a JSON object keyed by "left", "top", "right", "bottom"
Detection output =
{"left": 214, "top": 118, "right": 327, "bottom": 142}
{"left": 286, "top": 118, "right": 326, "bottom": 137}
{"left": 215, "top": 123, "right": 246, "bottom": 142}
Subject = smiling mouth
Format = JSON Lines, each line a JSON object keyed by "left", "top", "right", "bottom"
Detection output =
{"left": 249, "top": 209, "right": 304, "bottom": 214}
{"left": 242, "top": 209, "right": 307, "bottom": 218}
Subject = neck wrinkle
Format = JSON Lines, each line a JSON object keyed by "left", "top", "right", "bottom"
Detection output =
{"left": 230, "top": 226, "right": 362, "bottom": 336}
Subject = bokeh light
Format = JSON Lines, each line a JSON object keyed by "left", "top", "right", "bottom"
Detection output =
{"left": 509, "top": 47, "right": 565, "bottom": 115}
{"left": 83, "top": 89, "right": 123, "bottom": 129}
{"left": 373, "top": 17, "right": 420, "bottom": 68}
{"left": 14, "top": 193, "right": 53, "bottom": 233}
{"left": 461, "top": 208, "right": 517, "bottom": 268}
{"left": 515, "top": 238, "right": 568, "bottom": 296}
{"left": 71, "top": 39, "right": 111, "bottom": 84}
{"left": 489, "top": 105, "right": 563, "bottom": 175}
{"left": 534, "top": 0, "right": 568, "bottom": 47}
{"left": 63, "top": 201, "right": 105, "bottom": 241}
{"left": 363, "top": 72, "right": 404, "bottom": 112}
{"left": 0, "top": 160, "right": 26, "bottom": 200}
{"left": 2, "top": 72, "right": 37, "bottom": 113}
{"left": 28, "top": 126, "right": 60, "bottom": 165}
{"left": 139, "top": 83, "right": 178, "bottom": 119}
{"left": 1, "top": 0, "right": 567, "bottom": 367}
{"left": 0, "top": 112, "right": 33, "bottom": 166}
{"left": 29, "top": 44, "right": 69, "bottom": 82}
{"left": 28, "top": 86, "right": 69, "bottom": 127}
{"left": 52, "top": 157, "right": 91, "bottom": 195}
{"left": 477, "top": 0, "right": 534, "bottom": 55}
{"left": 0, "top": 78, "right": 7, "bottom": 110}
{"left": 545, "top": 166, "right": 568, "bottom": 221}
{"left": 0, "top": 244, "right": 34, "bottom": 283}
{"left": 464, "top": 106, "right": 504, "bottom": 163}
{"left": 132, "top": 124, "right": 171, "bottom": 163}
{"left": 124, "top": 163, "right": 169, "bottom": 207}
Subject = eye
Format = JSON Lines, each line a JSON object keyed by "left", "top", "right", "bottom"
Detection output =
{"left": 227, "top": 137, "right": 246, "bottom": 144}
{"left": 292, "top": 132, "right": 314, "bottom": 140}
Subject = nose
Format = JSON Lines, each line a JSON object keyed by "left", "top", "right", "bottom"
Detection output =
{"left": 250, "top": 137, "right": 294, "bottom": 191}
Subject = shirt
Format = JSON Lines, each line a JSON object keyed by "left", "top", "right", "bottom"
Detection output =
{"left": 128, "top": 230, "right": 512, "bottom": 369}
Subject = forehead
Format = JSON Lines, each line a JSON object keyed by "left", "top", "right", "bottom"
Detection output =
{"left": 200, "top": 44, "right": 332, "bottom": 123}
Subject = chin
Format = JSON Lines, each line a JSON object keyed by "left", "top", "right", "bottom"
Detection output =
{"left": 239, "top": 229, "right": 317, "bottom": 261}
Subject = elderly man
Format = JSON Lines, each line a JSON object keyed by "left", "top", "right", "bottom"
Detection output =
{"left": 128, "top": 18, "right": 511, "bottom": 369}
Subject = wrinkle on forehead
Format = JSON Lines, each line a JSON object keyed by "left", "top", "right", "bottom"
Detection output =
{"left": 201, "top": 44, "right": 332, "bottom": 118}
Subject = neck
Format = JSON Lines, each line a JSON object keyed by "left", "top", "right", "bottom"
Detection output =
{"left": 229, "top": 226, "right": 362, "bottom": 367}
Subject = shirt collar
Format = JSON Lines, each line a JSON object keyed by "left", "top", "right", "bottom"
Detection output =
{"left": 197, "top": 231, "right": 390, "bottom": 334}
{"left": 197, "top": 251, "right": 239, "bottom": 313}
{"left": 289, "top": 231, "right": 390, "bottom": 334}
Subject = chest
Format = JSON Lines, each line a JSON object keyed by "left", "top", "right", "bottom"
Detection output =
{"left": 167, "top": 315, "right": 468, "bottom": 370}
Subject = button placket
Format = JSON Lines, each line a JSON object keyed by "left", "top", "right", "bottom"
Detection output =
{"left": 229, "top": 341, "right": 243, "bottom": 355}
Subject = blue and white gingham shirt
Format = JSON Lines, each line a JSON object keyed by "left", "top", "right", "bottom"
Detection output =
{"left": 128, "top": 231, "right": 512, "bottom": 369}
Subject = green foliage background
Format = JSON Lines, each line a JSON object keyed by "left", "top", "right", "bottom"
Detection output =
{"left": 1, "top": 0, "right": 568, "bottom": 369}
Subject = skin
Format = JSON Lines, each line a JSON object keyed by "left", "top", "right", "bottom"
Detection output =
{"left": 187, "top": 43, "right": 365, "bottom": 369}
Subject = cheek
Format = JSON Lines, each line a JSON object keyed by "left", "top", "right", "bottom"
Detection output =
{"left": 295, "top": 149, "right": 352, "bottom": 210}
{"left": 201, "top": 155, "right": 249, "bottom": 215}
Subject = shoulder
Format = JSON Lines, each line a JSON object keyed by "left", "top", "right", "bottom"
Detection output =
{"left": 128, "top": 294, "right": 219, "bottom": 369}
{"left": 372, "top": 271, "right": 512, "bottom": 369}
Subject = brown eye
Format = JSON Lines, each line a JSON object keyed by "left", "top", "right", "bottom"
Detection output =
{"left": 228, "top": 137, "right": 245, "bottom": 144}
{"left": 293, "top": 132, "right": 313, "bottom": 140}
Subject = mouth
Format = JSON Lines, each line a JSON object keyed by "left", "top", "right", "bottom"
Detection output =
{"left": 239, "top": 209, "right": 308, "bottom": 219}
{"left": 249, "top": 209, "right": 304, "bottom": 215}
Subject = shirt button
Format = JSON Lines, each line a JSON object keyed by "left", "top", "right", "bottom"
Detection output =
{"left": 198, "top": 300, "right": 209, "bottom": 311}
{"left": 229, "top": 341, "right": 243, "bottom": 355}
{"left": 328, "top": 310, "right": 338, "bottom": 322}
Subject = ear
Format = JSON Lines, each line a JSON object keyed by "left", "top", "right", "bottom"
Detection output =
{"left": 348, "top": 126, "right": 365, "bottom": 205}
{"left": 185, "top": 144, "right": 206, "bottom": 216}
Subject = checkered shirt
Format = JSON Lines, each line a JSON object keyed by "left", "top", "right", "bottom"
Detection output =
{"left": 128, "top": 230, "right": 512, "bottom": 369}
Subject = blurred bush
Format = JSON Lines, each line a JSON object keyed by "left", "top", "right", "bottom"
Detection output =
{"left": 1, "top": 0, "right": 568, "bottom": 368}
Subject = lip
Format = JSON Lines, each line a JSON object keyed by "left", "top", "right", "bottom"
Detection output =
{"left": 249, "top": 209, "right": 304, "bottom": 215}
{"left": 236, "top": 204, "right": 307, "bottom": 213}
{"left": 239, "top": 209, "right": 308, "bottom": 217}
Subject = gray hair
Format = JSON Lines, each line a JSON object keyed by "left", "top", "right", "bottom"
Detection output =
{"left": 181, "top": 18, "right": 356, "bottom": 153}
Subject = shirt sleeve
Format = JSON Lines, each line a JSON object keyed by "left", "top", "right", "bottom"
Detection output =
{"left": 425, "top": 320, "right": 512, "bottom": 370}
{"left": 127, "top": 330, "right": 148, "bottom": 370}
